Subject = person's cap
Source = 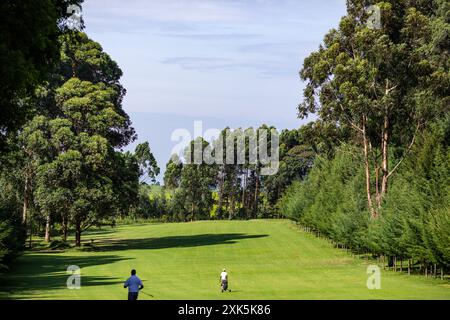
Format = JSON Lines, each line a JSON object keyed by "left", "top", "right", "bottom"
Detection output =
{"left": 223, "top": 268, "right": 226, "bottom": 272}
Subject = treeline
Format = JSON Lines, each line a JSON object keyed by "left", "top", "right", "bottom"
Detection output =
{"left": 0, "top": 31, "right": 161, "bottom": 248}
{"left": 133, "top": 124, "right": 330, "bottom": 221}
{"left": 281, "top": 0, "right": 449, "bottom": 274}
{"left": 1, "top": 0, "right": 86, "bottom": 271}
{"left": 280, "top": 117, "right": 450, "bottom": 273}
{"left": 0, "top": 1, "right": 160, "bottom": 270}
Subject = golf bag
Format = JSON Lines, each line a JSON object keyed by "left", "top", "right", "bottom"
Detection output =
{"left": 221, "top": 280, "right": 228, "bottom": 291}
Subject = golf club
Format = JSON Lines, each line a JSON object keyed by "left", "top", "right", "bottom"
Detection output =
{"left": 140, "top": 290, "right": 154, "bottom": 298}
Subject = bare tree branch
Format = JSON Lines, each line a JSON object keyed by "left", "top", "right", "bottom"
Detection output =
{"left": 387, "top": 122, "right": 421, "bottom": 179}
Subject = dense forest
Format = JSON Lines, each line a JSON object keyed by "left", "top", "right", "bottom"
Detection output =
{"left": 0, "top": 0, "right": 449, "bottom": 278}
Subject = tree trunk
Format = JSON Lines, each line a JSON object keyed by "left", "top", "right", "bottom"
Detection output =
{"left": 277, "top": 185, "right": 281, "bottom": 218}
{"left": 229, "top": 196, "right": 235, "bottom": 220}
{"left": 218, "top": 168, "right": 224, "bottom": 218}
{"left": 44, "top": 214, "right": 51, "bottom": 243}
{"left": 362, "top": 116, "right": 376, "bottom": 218}
{"left": 29, "top": 217, "right": 33, "bottom": 248}
{"left": 62, "top": 215, "right": 68, "bottom": 242}
{"left": 75, "top": 222, "right": 81, "bottom": 247}
{"left": 242, "top": 169, "right": 246, "bottom": 216}
{"left": 388, "top": 256, "right": 394, "bottom": 269}
{"left": 374, "top": 164, "right": 381, "bottom": 209}
{"left": 22, "top": 175, "right": 30, "bottom": 225}
{"left": 379, "top": 114, "right": 389, "bottom": 207}
{"left": 254, "top": 174, "right": 259, "bottom": 217}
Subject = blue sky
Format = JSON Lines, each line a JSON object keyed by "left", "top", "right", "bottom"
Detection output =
{"left": 82, "top": 0, "right": 347, "bottom": 181}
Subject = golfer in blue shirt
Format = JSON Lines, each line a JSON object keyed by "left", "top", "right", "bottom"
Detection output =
{"left": 124, "top": 269, "right": 144, "bottom": 300}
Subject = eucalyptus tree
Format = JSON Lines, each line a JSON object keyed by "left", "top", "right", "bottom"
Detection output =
{"left": 264, "top": 128, "right": 315, "bottom": 206}
{"left": 299, "top": 0, "right": 449, "bottom": 217}
{"left": 135, "top": 142, "right": 160, "bottom": 184}
{"left": 164, "top": 154, "right": 183, "bottom": 189}
{"left": 180, "top": 138, "right": 217, "bottom": 220}
{"left": 210, "top": 128, "right": 243, "bottom": 219}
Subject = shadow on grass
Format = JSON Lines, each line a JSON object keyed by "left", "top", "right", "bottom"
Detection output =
{"left": 83, "top": 233, "right": 269, "bottom": 252}
{"left": 0, "top": 233, "right": 268, "bottom": 299}
{"left": 82, "top": 229, "right": 117, "bottom": 237}
{"left": 0, "top": 254, "right": 128, "bottom": 299}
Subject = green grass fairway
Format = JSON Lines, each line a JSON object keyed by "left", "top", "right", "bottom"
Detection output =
{"left": 0, "top": 220, "right": 449, "bottom": 300}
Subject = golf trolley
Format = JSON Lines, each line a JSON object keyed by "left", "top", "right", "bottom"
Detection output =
{"left": 221, "top": 281, "right": 231, "bottom": 292}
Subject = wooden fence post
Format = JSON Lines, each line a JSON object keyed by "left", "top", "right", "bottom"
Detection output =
{"left": 408, "top": 259, "right": 411, "bottom": 275}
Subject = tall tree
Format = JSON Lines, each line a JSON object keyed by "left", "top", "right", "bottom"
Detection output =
{"left": 299, "top": 0, "right": 449, "bottom": 218}
{"left": 135, "top": 142, "right": 160, "bottom": 184}
{"left": 0, "top": 0, "right": 83, "bottom": 148}
{"left": 19, "top": 32, "right": 136, "bottom": 245}
{"left": 180, "top": 138, "right": 217, "bottom": 220}
{"left": 164, "top": 154, "right": 183, "bottom": 189}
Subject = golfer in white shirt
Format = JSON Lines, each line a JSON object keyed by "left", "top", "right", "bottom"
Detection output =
{"left": 220, "top": 268, "right": 231, "bottom": 292}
